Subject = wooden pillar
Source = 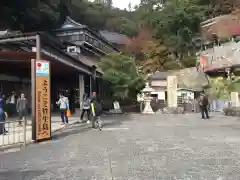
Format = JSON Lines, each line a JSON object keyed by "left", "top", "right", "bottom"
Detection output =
{"left": 79, "top": 75, "right": 85, "bottom": 109}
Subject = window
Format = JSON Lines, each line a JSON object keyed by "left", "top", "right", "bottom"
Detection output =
{"left": 93, "top": 40, "right": 99, "bottom": 47}
{"left": 85, "top": 35, "right": 89, "bottom": 42}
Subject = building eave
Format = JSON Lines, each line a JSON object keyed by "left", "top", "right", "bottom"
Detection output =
{"left": 0, "top": 32, "right": 102, "bottom": 76}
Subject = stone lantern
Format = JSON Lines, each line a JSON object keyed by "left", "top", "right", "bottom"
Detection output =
{"left": 142, "top": 83, "right": 154, "bottom": 114}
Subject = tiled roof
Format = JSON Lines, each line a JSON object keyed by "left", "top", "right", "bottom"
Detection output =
{"left": 149, "top": 68, "right": 209, "bottom": 90}
{"left": 170, "top": 67, "right": 209, "bottom": 90}
{"left": 201, "top": 12, "right": 240, "bottom": 40}
{"left": 99, "top": 30, "right": 129, "bottom": 45}
{"left": 60, "top": 16, "right": 86, "bottom": 29}
{"left": 149, "top": 71, "right": 168, "bottom": 80}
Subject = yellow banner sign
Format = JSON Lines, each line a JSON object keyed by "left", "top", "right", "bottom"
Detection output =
{"left": 36, "top": 60, "right": 51, "bottom": 141}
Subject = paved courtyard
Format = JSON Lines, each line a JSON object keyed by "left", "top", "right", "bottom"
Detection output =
{"left": 0, "top": 116, "right": 80, "bottom": 148}
{"left": 1, "top": 113, "right": 240, "bottom": 179}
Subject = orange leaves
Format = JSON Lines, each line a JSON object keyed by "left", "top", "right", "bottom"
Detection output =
{"left": 124, "top": 28, "right": 153, "bottom": 57}
{"left": 124, "top": 28, "right": 180, "bottom": 73}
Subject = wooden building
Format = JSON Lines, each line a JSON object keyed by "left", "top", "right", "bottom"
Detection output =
{"left": 0, "top": 16, "right": 119, "bottom": 112}
{"left": 195, "top": 13, "right": 240, "bottom": 77}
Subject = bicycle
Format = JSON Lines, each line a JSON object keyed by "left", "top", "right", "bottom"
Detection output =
{"left": 92, "top": 116, "right": 102, "bottom": 131}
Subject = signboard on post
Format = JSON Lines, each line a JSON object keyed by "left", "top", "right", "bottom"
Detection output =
{"left": 35, "top": 60, "right": 51, "bottom": 141}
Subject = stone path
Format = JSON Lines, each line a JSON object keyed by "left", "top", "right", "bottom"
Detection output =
{"left": 0, "top": 113, "right": 240, "bottom": 179}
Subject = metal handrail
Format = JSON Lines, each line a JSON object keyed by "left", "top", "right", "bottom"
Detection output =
{"left": 0, "top": 118, "right": 28, "bottom": 148}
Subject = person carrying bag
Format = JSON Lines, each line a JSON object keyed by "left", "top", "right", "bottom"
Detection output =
{"left": 56, "top": 93, "right": 69, "bottom": 125}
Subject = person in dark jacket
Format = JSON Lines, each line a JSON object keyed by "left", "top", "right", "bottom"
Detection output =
{"left": 0, "top": 108, "right": 7, "bottom": 135}
{"left": 90, "top": 92, "right": 103, "bottom": 130}
{"left": 0, "top": 93, "right": 5, "bottom": 110}
{"left": 198, "top": 91, "right": 209, "bottom": 119}
{"left": 16, "top": 93, "right": 28, "bottom": 126}
{"left": 0, "top": 93, "right": 8, "bottom": 134}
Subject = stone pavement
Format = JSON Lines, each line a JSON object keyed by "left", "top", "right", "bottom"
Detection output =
{"left": 1, "top": 113, "right": 240, "bottom": 179}
{"left": 0, "top": 115, "right": 80, "bottom": 148}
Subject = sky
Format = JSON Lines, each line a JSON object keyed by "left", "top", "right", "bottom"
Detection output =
{"left": 112, "top": 0, "right": 140, "bottom": 10}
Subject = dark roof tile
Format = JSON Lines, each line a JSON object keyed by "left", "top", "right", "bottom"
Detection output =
{"left": 149, "top": 71, "right": 168, "bottom": 80}
{"left": 99, "top": 30, "right": 129, "bottom": 45}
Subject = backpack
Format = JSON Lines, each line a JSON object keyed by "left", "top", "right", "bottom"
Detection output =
{"left": 91, "top": 101, "right": 102, "bottom": 116}
{"left": 59, "top": 97, "right": 68, "bottom": 110}
{"left": 83, "top": 99, "right": 90, "bottom": 109}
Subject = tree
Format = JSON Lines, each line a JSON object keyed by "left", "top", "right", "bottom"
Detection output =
{"left": 209, "top": 0, "right": 240, "bottom": 17}
{"left": 105, "top": 17, "right": 138, "bottom": 37}
{"left": 124, "top": 28, "right": 196, "bottom": 73}
{"left": 209, "top": 76, "right": 240, "bottom": 99}
{"left": 209, "top": 77, "right": 230, "bottom": 99}
{"left": 0, "top": 0, "right": 138, "bottom": 36}
{"left": 0, "top": 0, "right": 71, "bottom": 31}
{"left": 99, "top": 53, "right": 145, "bottom": 99}
{"left": 135, "top": 0, "right": 206, "bottom": 69}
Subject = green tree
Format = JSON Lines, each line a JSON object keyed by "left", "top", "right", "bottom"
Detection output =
{"left": 136, "top": 0, "right": 207, "bottom": 69}
{"left": 0, "top": 0, "right": 138, "bottom": 36}
{"left": 209, "top": 76, "right": 240, "bottom": 99}
{"left": 0, "top": 0, "right": 70, "bottom": 31}
{"left": 209, "top": 77, "right": 230, "bottom": 99}
{"left": 105, "top": 17, "right": 138, "bottom": 37}
{"left": 99, "top": 53, "right": 145, "bottom": 99}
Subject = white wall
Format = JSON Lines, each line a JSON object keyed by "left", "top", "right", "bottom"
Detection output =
{"left": 150, "top": 80, "right": 167, "bottom": 100}
{"left": 151, "top": 91, "right": 165, "bottom": 100}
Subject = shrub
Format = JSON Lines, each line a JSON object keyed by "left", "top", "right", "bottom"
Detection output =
{"left": 223, "top": 107, "right": 240, "bottom": 116}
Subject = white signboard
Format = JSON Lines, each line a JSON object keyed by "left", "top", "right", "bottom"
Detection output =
{"left": 113, "top": 101, "right": 120, "bottom": 110}
{"left": 231, "top": 92, "right": 239, "bottom": 107}
{"left": 36, "top": 60, "right": 50, "bottom": 76}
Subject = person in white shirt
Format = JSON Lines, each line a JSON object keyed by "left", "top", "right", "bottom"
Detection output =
{"left": 9, "top": 91, "right": 17, "bottom": 116}
{"left": 80, "top": 93, "right": 90, "bottom": 123}
{"left": 56, "top": 93, "right": 69, "bottom": 125}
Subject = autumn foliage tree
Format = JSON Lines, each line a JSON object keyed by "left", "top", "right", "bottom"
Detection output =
{"left": 124, "top": 28, "right": 196, "bottom": 74}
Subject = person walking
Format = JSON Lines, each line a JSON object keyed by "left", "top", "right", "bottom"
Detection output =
{"left": 198, "top": 91, "right": 209, "bottom": 119}
{"left": 0, "top": 108, "right": 8, "bottom": 135}
{"left": 0, "top": 93, "right": 8, "bottom": 134}
{"left": 56, "top": 93, "right": 69, "bottom": 125}
{"left": 80, "top": 93, "right": 91, "bottom": 123}
{"left": 90, "top": 92, "right": 103, "bottom": 130}
{"left": 0, "top": 93, "right": 5, "bottom": 110}
{"left": 9, "top": 91, "right": 17, "bottom": 117}
{"left": 16, "top": 93, "right": 28, "bottom": 126}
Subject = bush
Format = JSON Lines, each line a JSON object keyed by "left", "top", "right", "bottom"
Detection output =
{"left": 150, "top": 100, "right": 167, "bottom": 112}
{"left": 223, "top": 107, "right": 240, "bottom": 116}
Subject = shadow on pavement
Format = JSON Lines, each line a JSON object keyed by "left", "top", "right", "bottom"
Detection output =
{"left": 51, "top": 123, "right": 91, "bottom": 140}
{"left": 51, "top": 114, "right": 132, "bottom": 141}
{"left": 0, "top": 170, "right": 46, "bottom": 180}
